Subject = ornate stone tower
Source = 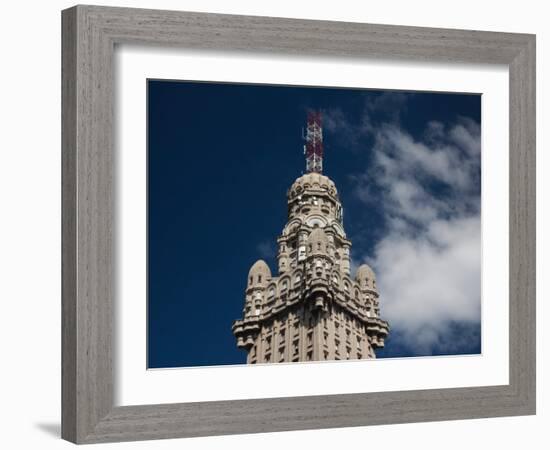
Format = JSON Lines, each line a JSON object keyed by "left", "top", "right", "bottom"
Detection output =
{"left": 232, "top": 112, "right": 389, "bottom": 364}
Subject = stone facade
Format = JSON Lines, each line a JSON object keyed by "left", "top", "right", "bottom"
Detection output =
{"left": 232, "top": 172, "right": 389, "bottom": 364}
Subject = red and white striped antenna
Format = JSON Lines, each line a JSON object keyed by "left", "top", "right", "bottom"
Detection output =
{"left": 303, "top": 111, "right": 323, "bottom": 173}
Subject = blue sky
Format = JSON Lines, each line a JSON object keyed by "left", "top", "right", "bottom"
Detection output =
{"left": 147, "top": 80, "right": 481, "bottom": 368}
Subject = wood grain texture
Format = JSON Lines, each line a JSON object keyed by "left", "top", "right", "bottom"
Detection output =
{"left": 61, "top": 7, "right": 77, "bottom": 443}
{"left": 61, "top": 4, "right": 536, "bottom": 444}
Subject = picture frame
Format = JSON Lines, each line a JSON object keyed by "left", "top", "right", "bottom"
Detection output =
{"left": 61, "top": 4, "right": 536, "bottom": 444}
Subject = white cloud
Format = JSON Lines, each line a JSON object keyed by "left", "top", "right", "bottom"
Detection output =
{"left": 372, "top": 123, "right": 479, "bottom": 200}
{"left": 352, "top": 114, "right": 481, "bottom": 355}
{"left": 323, "top": 92, "right": 412, "bottom": 152}
{"left": 372, "top": 216, "right": 481, "bottom": 354}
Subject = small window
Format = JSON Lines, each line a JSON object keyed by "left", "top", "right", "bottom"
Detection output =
{"left": 258, "top": 275, "right": 262, "bottom": 283}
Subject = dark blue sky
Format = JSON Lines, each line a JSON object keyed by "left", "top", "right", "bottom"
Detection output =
{"left": 148, "top": 79, "right": 481, "bottom": 368}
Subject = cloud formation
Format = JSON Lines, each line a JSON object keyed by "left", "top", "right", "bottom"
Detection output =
{"left": 373, "top": 215, "right": 481, "bottom": 354}
{"left": 328, "top": 97, "right": 481, "bottom": 356}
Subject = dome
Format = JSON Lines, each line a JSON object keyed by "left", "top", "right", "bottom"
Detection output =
{"left": 288, "top": 173, "right": 338, "bottom": 199}
{"left": 355, "top": 264, "right": 376, "bottom": 289}
{"left": 247, "top": 260, "right": 271, "bottom": 287}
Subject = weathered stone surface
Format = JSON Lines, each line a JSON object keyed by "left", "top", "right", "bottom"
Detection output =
{"left": 233, "top": 172, "right": 389, "bottom": 364}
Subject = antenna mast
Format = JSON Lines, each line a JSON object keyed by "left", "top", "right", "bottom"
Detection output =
{"left": 303, "top": 111, "right": 323, "bottom": 173}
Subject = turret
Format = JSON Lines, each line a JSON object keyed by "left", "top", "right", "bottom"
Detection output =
{"left": 355, "top": 263, "right": 380, "bottom": 319}
{"left": 244, "top": 260, "right": 271, "bottom": 318}
{"left": 355, "top": 263, "right": 377, "bottom": 292}
{"left": 232, "top": 111, "right": 389, "bottom": 363}
{"left": 247, "top": 259, "right": 271, "bottom": 289}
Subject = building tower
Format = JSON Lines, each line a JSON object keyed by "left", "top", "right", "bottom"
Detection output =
{"left": 232, "top": 112, "right": 389, "bottom": 364}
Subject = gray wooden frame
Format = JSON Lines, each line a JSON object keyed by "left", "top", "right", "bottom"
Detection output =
{"left": 62, "top": 4, "right": 536, "bottom": 444}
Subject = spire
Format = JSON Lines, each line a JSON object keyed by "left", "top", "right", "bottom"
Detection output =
{"left": 303, "top": 110, "right": 323, "bottom": 173}
{"left": 233, "top": 109, "right": 390, "bottom": 363}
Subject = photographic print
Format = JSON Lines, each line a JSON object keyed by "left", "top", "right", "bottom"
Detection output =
{"left": 147, "top": 80, "right": 481, "bottom": 368}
